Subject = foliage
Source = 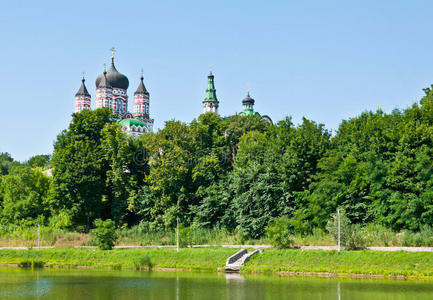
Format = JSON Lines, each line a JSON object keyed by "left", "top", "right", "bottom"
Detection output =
{"left": 5, "top": 86, "right": 433, "bottom": 243}
{"left": 326, "top": 209, "right": 364, "bottom": 249}
{"left": 265, "top": 217, "right": 293, "bottom": 248}
{"left": 92, "top": 219, "right": 117, "bottom": 250}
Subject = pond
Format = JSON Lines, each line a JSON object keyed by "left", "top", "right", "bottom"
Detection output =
{"left": 0, "top": 268, "right": 433, "bottom": 299}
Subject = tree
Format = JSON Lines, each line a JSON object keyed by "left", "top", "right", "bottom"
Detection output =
{"left": 0, "top": 166, "right": 51, "bottom": 225}
{"left": 26, "top": 155, "right": 51, "bottom": 168}
{"left": 49, "top": 108, "right": 115, "bottom": 230}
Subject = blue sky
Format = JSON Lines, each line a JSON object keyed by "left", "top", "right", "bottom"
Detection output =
{"left": 1, "top": 0, "right": 433, "bottom": 161}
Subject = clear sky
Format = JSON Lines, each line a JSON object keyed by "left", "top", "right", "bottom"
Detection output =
{"left": 1, "top": 0, "right": 433, "bottom": 161}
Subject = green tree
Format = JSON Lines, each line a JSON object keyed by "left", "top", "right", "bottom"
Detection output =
{"left": 49, "top": 108, "right": 115, "bottom": 230}
{"left": 0, "top": 166, "right": 51, "bottom": 225}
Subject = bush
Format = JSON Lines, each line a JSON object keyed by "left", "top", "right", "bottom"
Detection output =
{"left": 133, "top": 255, "right": 153, "bottom": 270}
{"left": 265, "top": 217, "right": 293, "bottom": 248}
{"left": 362, "top": 224, "right": 395, "bottom": 246}
{"left": 326, "top": 209, "right": 364, "bottom": 250}
{"left": 92, "top": 219, "right": 117, "bottom": 250}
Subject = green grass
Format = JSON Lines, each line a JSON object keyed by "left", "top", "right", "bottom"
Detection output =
{"left": 0, "top": 247, "right": 237, "bottom": 271}
{"left": 1, "top": 247, "right": 433, "bottom": 278}
{"left": 242, "top": 249, "right": 433, "bottom": 278}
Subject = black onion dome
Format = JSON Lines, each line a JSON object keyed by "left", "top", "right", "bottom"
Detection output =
{"left": 96, "top": 60, "right": 129, "bottom": 90}
{"left": 242, "top": 92, "right": 255, "bottom": 105}
{"left": 75, "top": 78, "right": 90, "bottom": 97}
{"left": 135, "top": 75, "right": 149, "bottom": 95}
{"left": 98, "top": 70, "right": 111, "bottom": 89}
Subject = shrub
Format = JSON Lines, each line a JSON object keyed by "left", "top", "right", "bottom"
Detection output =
{"left": 265, "top": 217, "right": 293, "bottom": 248}
{"left": 92, "top": 219, "right": 117, "bottom": 250}
{"left": 133, "top": 255, "right": 153, "bottom": 270}
{"left": 362, "top": 224, "right": 395, "bottom": 246}
{"left": 326, "top": 209, "right": 364, "bottom": 250}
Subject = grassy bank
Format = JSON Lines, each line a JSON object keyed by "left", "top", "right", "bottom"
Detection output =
{"left": 2, "top": 247, "right": 433, "bottom": 279}
{"left": 243, "top": 249, "right": 433, "bottom": 278}
{"left": 0, "top": 247, "right": 235, "bottom": 271}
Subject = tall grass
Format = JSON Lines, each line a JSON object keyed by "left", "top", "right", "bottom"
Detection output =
{"left": 1, "top": 223, "right": 433, "bottom": 248}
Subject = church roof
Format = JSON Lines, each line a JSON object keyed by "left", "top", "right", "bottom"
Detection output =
{"left": 203, "top": 72, "right": 218, "bottom": 103}
{"left": 242, "top": 92, "right": 255, "bottom": 105}
{"left": 98, "top": 69, "right": 111, "bottom": 89}
{"left": 119, "top": 118, "right": 148, "bottom": 128}
{"left": 135, "top": 75, "right": 149, "bottom": 95}
{"left": 75, "top": 78, "right": 90, "bottom": 97}
{"left": 96, "top": 58, "right": 129, "bottom": 90}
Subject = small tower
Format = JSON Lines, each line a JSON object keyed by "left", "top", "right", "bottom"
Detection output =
{"left": 242, "top": 92, "right": 255, "bottom": 113}
{"left": 74, "top": 74, "right": 91, "bottom": 113}
{"left": 202, "top": 71, "right": 219, "bottom": 114}
{"left": 95, "top": 65, "right": 113, "bottom": 110}
{"left": 134, "top": 70, "right": 150, "bottom": 121}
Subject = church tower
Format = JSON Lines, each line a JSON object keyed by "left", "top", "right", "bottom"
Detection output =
{"left": 74, "top": 75, "right": 91, "bottom": 113}
{"left": 242, "top": 92, "right": 255, "bottom": 113}
{"left": 133, "top": 70, "right": 154, "bottom": 132}
{"left": 95, "top": 65, "right": 113, "bottom": 110}
{"left": 134, "top": 71, "right": 149, "bottom": 121}
{"left": 202, "top": 71, "right": 219, "bottom": 114}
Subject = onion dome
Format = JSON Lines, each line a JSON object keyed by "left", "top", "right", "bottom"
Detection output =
{"left": 135, "top": 72, "right": 149, "bottom": 95}
{"left": 98, "top": 65, "right": 111, "bottom": 89}
{"left": 75, "top": 77, "right": 90, "bottom": 97}
{"left": 96, "top": 57, "right": 129, "bottom": 90}
{"left": 242, "top": 92, "right": 255, "bottom": 105}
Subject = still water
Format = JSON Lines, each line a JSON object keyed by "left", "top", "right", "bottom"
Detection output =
{"left": 0, "top": 268, "right": 432, "bottom": 300}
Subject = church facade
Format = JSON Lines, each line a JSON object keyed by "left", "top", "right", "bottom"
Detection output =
{"left": 74, "top": 52, "right": 154, "bottom": 136}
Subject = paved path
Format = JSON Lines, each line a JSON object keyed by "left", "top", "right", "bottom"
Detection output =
{"left": 1, "top": 245, "right": 433, "bottom": 252}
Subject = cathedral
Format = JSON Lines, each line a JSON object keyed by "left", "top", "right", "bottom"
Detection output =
{"left": 74, "top": 51, "right": 271, "bottom": 136}
{"left": 74, "top": 50, "right": 154, "bottom": 136}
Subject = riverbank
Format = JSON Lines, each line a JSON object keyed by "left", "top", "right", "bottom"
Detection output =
{"left": 243, "top": 249, "right": 433, "bottom": 279}
{"left": 1, "top": 247, "right": 433, "bottom": 279}
{"left": 0, "top": 247, "right": 234, "bottom": 272}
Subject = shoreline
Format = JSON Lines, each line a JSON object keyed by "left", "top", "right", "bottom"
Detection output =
{"left": 0, "top": 263, "right": 424, "bottom": 281}
{"left": 1, "top": 247, "right": 433, "bottom": 280}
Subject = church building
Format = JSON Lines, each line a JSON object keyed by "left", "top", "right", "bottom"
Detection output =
{"left": 74, "top": 50, "right": 154, "bottom": 136}
{"left": 201, "top": 71, "right": 272, "bottom": 124}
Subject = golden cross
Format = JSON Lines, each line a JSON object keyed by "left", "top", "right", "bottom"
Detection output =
{"left": 110, "top": 47, "right": 116, "bottom": 59}
{"left": 82, "top": 71, "right": 85, "bottom": 80}
{"left": 247, "top": 82, "right": 251, "bottom": 92}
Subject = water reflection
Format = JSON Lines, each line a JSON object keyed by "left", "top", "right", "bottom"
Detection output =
{"left": 0, "top": 268, "right": 433, "bottom": 299}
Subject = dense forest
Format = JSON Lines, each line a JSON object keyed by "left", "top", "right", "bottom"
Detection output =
{"left": 2, "top": 88, "right": 433, "bottom": 240}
